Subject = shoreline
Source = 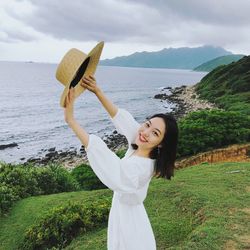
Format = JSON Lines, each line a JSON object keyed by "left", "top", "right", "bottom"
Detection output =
{"left": 1, "top": 84, "right": 218, "bottom": 169}
{"left": 154, "top": 84, "right": 218, "bottom": 120}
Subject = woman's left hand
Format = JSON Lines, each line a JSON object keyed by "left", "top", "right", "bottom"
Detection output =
{"left": 64, "top": 87, "right": 76, "bottom": 124}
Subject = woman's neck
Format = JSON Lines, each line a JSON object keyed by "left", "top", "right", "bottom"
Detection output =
{"left": 132, "top": 148, "right": 150, "bottom": 158}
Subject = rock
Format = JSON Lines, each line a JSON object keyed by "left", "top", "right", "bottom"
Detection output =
{"left": 26, "top": 157, "right": 41, "bottom": 163}
{"left": 45, "top": 151, "right": 59, "bottom": 158}
{"left": 0, "top": 142, "right": 18, "bottom": 150}
{"left": 48, "top": 147, "right": 56, "bottom": 152}
{"left": 154, "top": 93, "right": 168, "bottom": 100}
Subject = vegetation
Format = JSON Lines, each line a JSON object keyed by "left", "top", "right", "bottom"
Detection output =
{"left": 193, "top": 54, "right": 244, "bottom": 72}
{"left": 0, "top": 162, "right": 107, "bottom": 215}
{"left": 0, "top": 162, "right": 249, "bottom": 249}
{"left": 0, "top": 149, "right": 125, "bottom": 216}
{"left": 20, "top": 199, "right": 111, "bottom": 249}
{"left": 195, "top": 55, "right": 250, "bottom": 116}
{"left": 177, "top": 109, "right": 250, "bottom": 157}
{"left": 0, "top": 189, "right": 111, "bottom": 250}
{"left": 71, "top": 164, "right": 107, "bottom": 190}
{"left": 0, "top": 163, "right": 79, "bottom": 215}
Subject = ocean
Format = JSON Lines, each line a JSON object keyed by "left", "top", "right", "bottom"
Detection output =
{"left": 0, "top": 61, "right": 207, "bottom": 164}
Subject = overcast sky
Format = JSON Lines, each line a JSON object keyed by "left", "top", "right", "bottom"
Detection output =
{"left": 1, "top": 0, "right": 250, "bottom": 63}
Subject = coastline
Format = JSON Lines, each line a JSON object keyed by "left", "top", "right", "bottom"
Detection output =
{"left": 1, "top": 84, "right": 218, "bottom": 169}
{"left": 154, "top": 84, "right": 218, "bottom": 120}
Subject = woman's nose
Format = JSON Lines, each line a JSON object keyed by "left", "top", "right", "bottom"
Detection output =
{"left": 141, "top": 131, "right": 149, "bottom": 137}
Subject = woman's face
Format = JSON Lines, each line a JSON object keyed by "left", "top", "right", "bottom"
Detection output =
{"left": 135, "top": 117, "right": 166, "bottom": 151}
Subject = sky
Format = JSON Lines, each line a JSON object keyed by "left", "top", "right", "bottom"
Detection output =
{"left": 1, "top": 0, "right": 250, "bottom": 63}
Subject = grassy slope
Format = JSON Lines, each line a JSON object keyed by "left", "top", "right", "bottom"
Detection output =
{"left": 1, "top": 162, "right": 249, "bottom": 250}
{"left": 0, "top": 189, "right": 111, "bottom": 250}
{"left": 195, "top": 55, "right": 250, "bottom": 116}
{"left": 193, "top": 54, "right": 244, "bottom": 72}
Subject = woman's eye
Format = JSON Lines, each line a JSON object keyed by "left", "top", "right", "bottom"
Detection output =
{"left": 153, "top": 131, "right": 158, "bottom": 136}
{"left": 145, "top": 123, "right": 150, "bottom": 127}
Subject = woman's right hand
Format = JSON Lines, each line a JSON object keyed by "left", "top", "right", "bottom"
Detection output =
{"left": 80, "top": 75, "right": 101, "bottom": 95}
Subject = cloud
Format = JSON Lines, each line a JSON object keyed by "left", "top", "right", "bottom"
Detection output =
{"left": 132, "top": 0, "right": 250, "bottom": 26}
{"left": 9, "top": 0, "right": 165, "bottom": 43}
{"left": 0, "top": 0, "right": 250, "bottom": 62}
{"left": 4, "top": 0, "right": 249, "bottom": 48}
{"left": 0, "top": 0, "right": 41, "bottom": 42}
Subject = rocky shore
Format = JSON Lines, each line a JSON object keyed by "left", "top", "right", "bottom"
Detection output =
{"left": 154, "top": 84, "right": 218, "bottom": 120}
{"left": 6, "top": 84, "right": 218, "bottom": 169}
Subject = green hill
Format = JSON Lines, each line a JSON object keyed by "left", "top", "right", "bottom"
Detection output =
{"left": 194, "top": 54, "right": 245, "bottom": 72}
{"left": 100, "top": 45, "right": 231, "bottom": 69}
{"left": 1, "top": 162, "right": 249, "bottom": 250}
{"left": 195, "top": 55, "right": 250, "bottom": 115}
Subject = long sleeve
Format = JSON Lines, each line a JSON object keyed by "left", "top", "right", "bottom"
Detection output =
{"left": 85, "top": 134, "right": 141, "bottom": 193}
{"left": 110, "top": 108, "right": 140, "bottom": 144}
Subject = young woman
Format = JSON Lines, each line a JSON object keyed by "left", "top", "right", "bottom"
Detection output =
{"left": 64, "top": 75, "right": 178, "bottom": 250}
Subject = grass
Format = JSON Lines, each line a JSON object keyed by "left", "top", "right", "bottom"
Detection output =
{"left": 0, "top": 189, "right": 111, "bottom": 250}
{"left": 0, "top": 162, "right": 249, "bottom": 250}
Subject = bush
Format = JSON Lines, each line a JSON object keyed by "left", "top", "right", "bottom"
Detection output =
{"left": 177, "top": 110, "right": 250, "bottom": 157}
{"left": 71, "top": 164, "right": 106, "bottom": 190}
{"left": 48, "top": 164, "right": 80, "bottom": 193}
{"left": 115, "top": 149, "right": 126, "bottom": 159}
{"left": 0, "top": 163, "right": 79, "bottom": 215}
{"left": 0, "top": 184, "right": 19, "bottom": 215}
{"left": 20, "top": 198, "right": 111, "bottom": 250}
{"left": 32, "top": 167, "right": 58, "bottom": 195}
{"left": 0, "top": 164, "right": 40, "bottom": 198}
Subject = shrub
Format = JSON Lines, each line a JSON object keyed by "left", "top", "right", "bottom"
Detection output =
{"left": 32, "top": 167, "right": 58, "bottom": 195}
{"left": 0, "top": 184, "right": 19, "bottom": 215}
{"left": 0, "top": 163, "right": 79, "bottom": 215}
{"left": 71, "top": 164, "right": 106, "bottom": 190}
{"left": 48, "top": 164, "right": 80, "bottom": 193}
{"left": 0, "top": 164, "right": 40, "bottom": 198}
{"left": 177, "top": 110, "right": 250, "bottom": 157}
{"left": 20, "top": 198, "right": 111, "bottom": 249}
{"left": 115, "top": 149, "right": 126, "bottom": 159}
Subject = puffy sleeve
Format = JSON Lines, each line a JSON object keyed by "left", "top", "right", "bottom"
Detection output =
{"left": 110, "top": 108, "right": 140, "bottom": 144}
{"left": 85, "top": 134, "right": 140, "bottom": 193}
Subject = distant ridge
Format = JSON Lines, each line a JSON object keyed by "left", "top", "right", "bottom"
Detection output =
{"left": 194, "top": 54, "right": 245, "bottom": 72}
{"left": 100, "top": 45, "right": 232, "bottom": 69}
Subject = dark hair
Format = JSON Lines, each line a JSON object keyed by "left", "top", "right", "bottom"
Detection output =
{"left": 131, "top": 113, "right": 178, "bottom": 180}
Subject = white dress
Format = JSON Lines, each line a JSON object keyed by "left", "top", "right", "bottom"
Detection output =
{"left": 85, "top": 108, "right": 157, "bottom": 250}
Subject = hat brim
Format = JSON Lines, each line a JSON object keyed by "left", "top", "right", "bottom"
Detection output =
{"left": 60, "top": 41, "right": 104, "bottom": 108}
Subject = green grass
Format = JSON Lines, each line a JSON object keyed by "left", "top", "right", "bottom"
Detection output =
{"left": 0, "top": 189, "right": 111, "bottom": 250}
{"left": 1, "top": 162, "right": 249, "bottom": 250}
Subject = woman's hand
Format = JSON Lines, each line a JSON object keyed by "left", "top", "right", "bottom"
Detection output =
{"left": 64, "top": 87, "right": 76, "bottom": 124}
{"left": 80, "top": 75, "right": 101, "bottom": 95}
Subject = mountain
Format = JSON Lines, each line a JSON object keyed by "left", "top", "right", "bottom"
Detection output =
{"left": 195, "top": 55, "right": 250, "bottom": 116}
{"left": 100, "top": 45, "right": 232, "bottom": 69}
{"left": 193, "top": 54, "right": 245, "bottom": 72}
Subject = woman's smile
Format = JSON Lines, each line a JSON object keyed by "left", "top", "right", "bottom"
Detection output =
{"left": 139, "top": 133, "right": 148, "bottom": 143}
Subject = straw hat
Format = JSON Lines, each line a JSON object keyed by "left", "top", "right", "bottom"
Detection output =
{"left": 56, "top": 41, "right": 104, "bottom": 107}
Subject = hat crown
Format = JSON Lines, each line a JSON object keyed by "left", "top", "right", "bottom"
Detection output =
{"left": 56, "top": 48, "right": 88, "bottom": 86}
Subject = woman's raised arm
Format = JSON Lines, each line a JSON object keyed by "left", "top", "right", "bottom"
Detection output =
{"left": 81, "top": 76, "right": 118, "bottom": 118}
{"left": 80, "top": 75, "right": 140, "bottom": 144}
{"left": 64, "top": 88, "right": 89, "bottom": 148}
